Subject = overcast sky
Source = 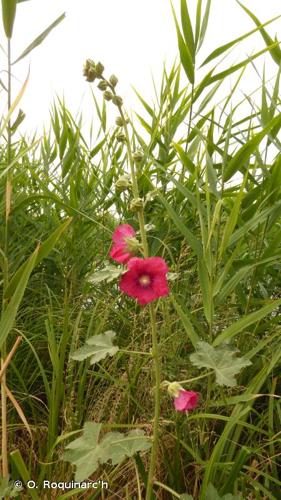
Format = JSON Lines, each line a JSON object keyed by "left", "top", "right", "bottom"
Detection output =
{"left": 1, "top": 0, "right": 280, "bottom": 135}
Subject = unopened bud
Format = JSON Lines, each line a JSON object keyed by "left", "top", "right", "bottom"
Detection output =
{"left": 115, "top": 174, "right": 131, "bottom": 191}
{"left": 97, "top": 80, "right": 108, "bottom": 91}
{"left": 83, "top": 59, "right": 97, "bottom": 82}
{"left": 95, "top": 62, "right": 104, "bottom": 76}
{"left": 125, "top": 236, "right": 142, "bottom": 253}
{"left": 116, "top": 132, "right": 126, "bottom": 143}
{"left": 130, "top": 197, "right": 144, "bottom": 212}
{"left": 115, "top": 116, "right": 124, "bottom": 127}
{"left": 109, "top": 74, "right": 118, "bottom": 87}
{"left": 132, "top": 150, "right": 143, "bottom": 163}
{"left": 112, "top": 95, "right": 123, "bottom": 107}
{"left": 103, "top": 91, "right": 113, "bottom": 101}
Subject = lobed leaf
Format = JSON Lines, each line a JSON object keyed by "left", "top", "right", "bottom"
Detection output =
{"left": 71, "top": 331, "right": 119, "bottom": 365}
{"left": 190, "top": 342, "right": 252, "bottom": 387}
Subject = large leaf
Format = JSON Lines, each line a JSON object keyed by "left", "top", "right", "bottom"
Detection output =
{"left": 0, "top": 246, "right": 39, "bottom": 349}
{"left": 1, "top": 0, "right": 17, "bottom": 38}
{"left": 71, "top": 331, "right": 119, "bottom": 365}
{"left": 190, "top": 342, "right": 252, "bottom": 387}
{"left": 86, "top": 262, "right": 125, "bottom": 284}
{"left": 12, "top": 13, "right": 65, "bottom": 65}
{"left": 63, "top": 422, "right": 151, "bottom": 482}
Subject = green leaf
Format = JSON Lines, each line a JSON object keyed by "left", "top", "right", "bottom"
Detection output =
{"left": 237, "top": 1, "right": 281, "bottom": 66}
{"left": 197, "top": 0, "right": 212, "bottom": 51}
{"left": 213, "top": 299, "right": 281, "bottom": 346}
{"left": 5, "top": 218, "right": 72, "bottom": 299}
{"left": 87, "top": 262, "right": 125, "bottom": 284}
{"left": 172, "top": 296, "right": 200, "bottom": 347}
{"left": 201, "top": 14, "right": 281, "bottom": 66}
{"left": 206, "top": 483, "right": 241, "bottom": 499}
{"left": 170, "top": 1, "right": 194, "bottom": 84}
{"left": 224, "top": 111, "right": 281, "bottom": 181}
{"left": 179, "top": 495, "right": 193, "bottom": 500}
{"left": 0, "top": 246, "right": 39, "bottom": 350}
{"left": 71, "top": 331, "right": 119, "bottom": 365}
{"left": 1, "top": 0, "right": 17, "bottom": 38}
{"left": 190, "top": 342, "right": 252, "bottom": 387}
{"left": 12, "top": 13, "right": 65, "bottom": 65}
{"left": 63, "top": 422, "right": 151, "bottom": 482}
{"left": 180, "top": 0, "right": 195, "bottom": 61}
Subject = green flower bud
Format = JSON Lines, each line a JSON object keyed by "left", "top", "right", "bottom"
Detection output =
{"left": 109, "top": 74, "right": 118, "bottom": 87}
{"left": 97, "top": 80, "right": 108, "bottom": 91}
{"left": 83, "top": 59, "right": 97, "bottom": 82}
{"left": 112, "top": 95, "right": 123, "bottom": 107}
{"left": 103, "top": 91, "right": 113, "bottom": 101}
{"left": 132, "top": 150, "right": 143, "bottom": 163}
{"left": 116, "top": 132, "right": 126, "bottom": 143}
{"left": 95, "top": 62, "right": 104, "bottom": 76}
{"left": 115, "top": 174, "right": 131, "bottom": 191}
{"left": 115, "top": 116, "right": 124, "bottom": 127}
{"left": 130, "top": 197, "right": 144, "bottom": 212}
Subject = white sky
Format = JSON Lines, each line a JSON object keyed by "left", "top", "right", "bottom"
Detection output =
{"left": 2, "top": 0, "right": 281, "bottom": 135}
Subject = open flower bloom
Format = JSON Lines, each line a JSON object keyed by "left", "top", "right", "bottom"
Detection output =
{"left": 120, "top": 256, "right": 169, "bottom": 305}
{"left": 110, "top": 224, "right": 137, "bottom": 264}
{"left": 173, "top": 389, "right": 199, "bottom": 412}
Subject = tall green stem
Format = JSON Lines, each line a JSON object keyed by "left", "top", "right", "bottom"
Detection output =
{"left": 118, "top": 105, "right": 161, "bottom": 499}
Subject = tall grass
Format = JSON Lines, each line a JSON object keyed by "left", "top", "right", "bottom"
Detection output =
{"left": 0, "top": 0, "right": 281, "bottom": 499}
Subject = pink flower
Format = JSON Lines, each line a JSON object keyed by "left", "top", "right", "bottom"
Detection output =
{"left": 120, "top": 257, "right": 169, "bottom": 305}
{"left": 110, "top": 224, "right": 136, "bottom": 264}
{"left": 173, "top": 390, "right": 199, "bottom": 412}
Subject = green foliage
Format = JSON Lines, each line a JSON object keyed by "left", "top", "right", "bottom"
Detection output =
{"left": 205, "top": 483, "right": 241, "bottom": 500}
{"left": 63, "top": 422, "right": 151, "bottom": 482}
{"left": 1, "top": 0, "right": 17, "bottom": 38}
{"left": 71, "top": 331, "right": 119, "bottom": 365}
{"left": 190, "top": 342, "right": 252, "bottom": 387}
{"left": 0, "top": 475, "right": 21, "bottom": 497}
{"left": 86, "top": 262, "right": 125, "bottom": 284}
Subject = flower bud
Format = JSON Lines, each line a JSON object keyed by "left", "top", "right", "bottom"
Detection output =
{"left": 112, "top": 95, "right": 123, "bottom": 107}
{"left": 130, "top": 197, "right": 144, "bottom": 212}
{"left": 115, "top": 116, "right": 124, "bottom": 127}
{"left": 132, "top": 150, "right": 143, "bottom": 163}
{"left": 95, "top": 62, "right": 104, "bottom": 76}
{"left": 83, "top": 59, "right": 97, "bottom": 82}
{"left": 115, "top": 174, "right": 131, "bottom": 191}
{"left": 109, "top": 74, "right": 118, "bottom": 87}
{"left": 167, "top": 382, "right": 182, "bottom": 398}
{"left": 103, "top": 91, "right": 113, "bottom": 101}
{"left": 125, "top": 236, "right": 142, "bottom": 253}
{"left": 97, "top": 80, "right": 108, "bottom": 91}
{"left": 116, "top": 132, "right": 127, "bottom": 143}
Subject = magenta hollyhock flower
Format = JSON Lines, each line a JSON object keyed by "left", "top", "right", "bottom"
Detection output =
{"left": 173, "top": 390, "right": 199, "bottom": 412}
{"left": 120, "top": 257, "right": 169, "bottom": 305}
{"left": 110, "top": 224, "right": 136, "bottom": 264}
